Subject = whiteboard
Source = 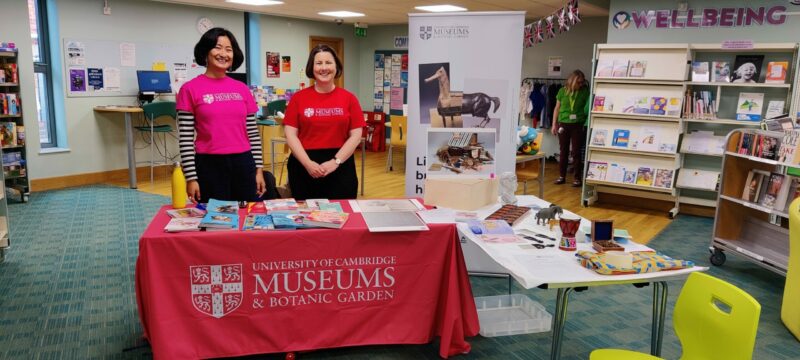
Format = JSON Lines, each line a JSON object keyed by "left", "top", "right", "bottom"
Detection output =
{"left": 63, "top": 38, "right": 206, "bottom": 97}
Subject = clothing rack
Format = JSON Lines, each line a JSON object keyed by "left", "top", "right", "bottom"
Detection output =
{"left": 522, "top": 77, "right": 565, "bottom": 85}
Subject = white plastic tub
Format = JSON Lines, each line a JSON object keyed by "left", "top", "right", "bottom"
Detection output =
{"left": 474, "top": 294, "right": 552, "bottom": 337}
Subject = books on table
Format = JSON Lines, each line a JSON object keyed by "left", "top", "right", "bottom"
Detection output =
{"left": 302, "top": 210, "right": 350, "bottom": 229}
{"left": 242, "top": 214, "right": 275, "bottom": 231}
{"left": 200, "top": 199, "right": 239, "bottom": 230}
{"left": 265, "top": 198, "right": 299, "bottom": 211}
{"left": 166, "top": 207, "right": 206, "bottom": 218}
{"left": 164, "top": 217, "right": 202, "bottom": 232}
{"left": 736, "top": 92, "right": 764, "bottom": 121}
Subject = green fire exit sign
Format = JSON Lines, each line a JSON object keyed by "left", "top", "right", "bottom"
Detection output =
{"left": 355, "top": 27, "right": 367, "bottom": 37}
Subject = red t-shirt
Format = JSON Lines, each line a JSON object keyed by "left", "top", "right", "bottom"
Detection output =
{"left": 282, "top": 87, "right": 365, "bottom": 150}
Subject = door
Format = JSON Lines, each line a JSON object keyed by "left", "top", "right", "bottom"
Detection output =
{"left": 309, "top": 36, "right": 344, "bottom": 89}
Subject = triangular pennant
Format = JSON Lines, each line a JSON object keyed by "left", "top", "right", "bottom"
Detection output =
{"left": 523, "top": 24, "right": 534, "bottom": 48}
{"left": 557, "top": 7, "right": 570, "bottom": 33}
{"left": 533, "top": 21, "right": 544, "bottom": 44}
{"left": 545, "top": 15, "right": 556, "bottom": 39}
{"left": 570, "top": 0, "right": 582, "bottom": 24}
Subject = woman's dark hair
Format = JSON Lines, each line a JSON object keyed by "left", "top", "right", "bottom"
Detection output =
{"left": 194, "top": 27, "right": 244, "bottom": 71}
{"left": 305, "top": 44, "right": 343, "bottom": 79}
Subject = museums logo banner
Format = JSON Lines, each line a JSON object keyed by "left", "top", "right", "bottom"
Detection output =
{"left": 612, "top": 4, "right": 795, "bottom": 30}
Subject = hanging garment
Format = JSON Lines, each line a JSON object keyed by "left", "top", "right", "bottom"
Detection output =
{"left": 529, "top": 83, "right": 546, "bottom": 128}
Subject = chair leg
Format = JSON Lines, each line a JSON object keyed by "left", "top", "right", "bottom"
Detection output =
{"left": 150, "top": 129, "right": 155, "bottom": 184}
{"left": 523, "top": 181, "right": 528, "bottom": 195}
{"left": 386, "top": 144, "right": 393, "bottom": 172}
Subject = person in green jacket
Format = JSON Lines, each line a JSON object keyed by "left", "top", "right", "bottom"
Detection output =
{"left": 551, "top": 70, "right": 590, "bottom": 187}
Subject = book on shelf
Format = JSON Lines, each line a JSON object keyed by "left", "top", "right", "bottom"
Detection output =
{"left": 611, "top": 59, "right": 629, "bottom": 77}
{"left": 712, "top": 61, "right": 731, "bottom": 82}
{"left": 778, "top": 130, "right": 800, "bottom": 165}
{"left": 302, "top": 210, "right": 349, "bottom": 229}
{"left": 653, "top": 169, "right": 674, "bottom": 189}
{"left": 635, "top": 167, "right": 654, "bottom": 186}
{"left": 632, "top": 96, "right": 650, "bottom": 114}
{"left": 736, "top": 133, "right": 779, "bottom": 159}
{"left": 736, "top": 92, "right": 764, "bottom": 121}
{"left": 765, "top": 101, "right": 785, "bottom": 120}
{"left": 765, "top": 117, "right": 795, "bottom": 131}
{"left": 623, "top": 170, "right": 636, "bottom": 184}
{"left": 0, "top": 122, "right": 16, "bottom": 147}
{"left": 607, "top": 163, "right": 625, "bottom": 183}
{"left": 765, "top": 61, "right": 788, "bottom": 84}
{"left": 760, "top": 173, "right": 788, "bottom": 209}
{"left": 676, "top": 169, "right": 719, "bottom": 191}
{"left": 691, "top": 61, "right": 710, "bottom": 82}
{"left": 200, "top": 199, "right": 240, "bottom": 230}
{"left": 166, "top": 207, "right": 206, "bottom": 218}
{"left": 665, "top": 97, "right": 682, "bottom": 117}
{"left": 586, "top": 161, "right": 608, "bottom": 181}
{"left": 685, "top": 89, "right": 716, "bottom": 119}
{"left": 164, "top": 217, "right": 202, "bottom": 232}
{"left": 781, "top": 178, "right": 800, "bottom": 212}
{"left": 732, "top": 55, "right": 764, "bottom": 83}
{"left": 627, "top": 60, "right": 647, "bottom": 77}
{"left": 1, "top": 63, "right": 17, "bottom": 83}
{"left": 633, "top": 126, "right": 659, "bottom": 152}
{"left": 592, "top": 96, "right": 606, "bottom": 112}
{"left": 649, "top": 96, "right": 667, "bottom": 115}
{"left": 611, "top": 129, "right": 630, "bottom": 148}
{"left": 590, "top": 128, "right": 608, "bottom": 146}
{"left": 242, "top": 214, "right": 275, "bottom": 231}
{"left": 741, "top": 169, "right": 770, "bottom": 203}
{"left": 16, "top": 124, "right": 23, "bottom": 146}
{"left": 596, "top": 59, "right": 613, "bottom": 77}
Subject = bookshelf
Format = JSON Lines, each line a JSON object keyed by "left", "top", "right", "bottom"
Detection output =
{"left": 0, "top": 49, "right": 29, "bottom": 203}
{"left": 711, "top": 128, "right": 793, "bottom": 275}
{"left": 677, "top": 43, "right": 799, "bottom": 216}
{"left": 582, "top": 44, "right": 689, "bottom": 213}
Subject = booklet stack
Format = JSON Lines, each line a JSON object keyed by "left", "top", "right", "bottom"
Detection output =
{"left": 164, "top": 207, "right": 206, "bottom": 232}
{"left": 200, "top": 199, "right": 240, "bottom": 231}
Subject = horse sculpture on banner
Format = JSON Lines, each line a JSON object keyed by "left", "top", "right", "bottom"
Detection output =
{"left": 424, "top": 67, "right": 500, "bottom": 127}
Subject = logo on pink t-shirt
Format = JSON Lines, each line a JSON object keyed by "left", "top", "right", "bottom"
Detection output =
{"left": 203, "top": 94, "right": 214, "bottom": 104}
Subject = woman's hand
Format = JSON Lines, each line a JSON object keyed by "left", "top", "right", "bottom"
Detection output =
{"left": 255, "top": 170, "right": 266, "bottom": 196}
{"left": 320, "top": 159, "right": 339, "bottom": 176}
{"left": 187, "top": 180, "right": 201, "bottom": 203}
{"left": 304, "top": 161, "right": 326, "bottom": 178}
{"left": 551, "top": 123, "right": 559, "bottom": 136}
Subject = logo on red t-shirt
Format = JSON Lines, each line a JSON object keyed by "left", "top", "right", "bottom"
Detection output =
{"left": 303, "top": 107, "right": 345, "bottom": 118}
{"left": 304, "top": 108, "right": 314, "bottom": 117}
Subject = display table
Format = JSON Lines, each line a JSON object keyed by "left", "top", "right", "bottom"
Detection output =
{"left": 135, "top": 202, "right": 479, "bottom": 359}
{"left": 457, "top": 195, "right": 707, "bottom": 359}
{"left": 93, "top": 105, "right": 144, "bottom": 189}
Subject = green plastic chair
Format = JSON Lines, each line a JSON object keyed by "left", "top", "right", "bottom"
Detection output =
{"left": 134, "top": 101, "right": 176, "bottom": 183}
{"left": 590, "top": 272, "right": 761, "bottom": 360}
{"left": 265, "top": 99, "right": 286, "bottom": 117}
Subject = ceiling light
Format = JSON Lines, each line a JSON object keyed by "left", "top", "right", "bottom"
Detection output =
{"left": 225, "top": 0, "right": 283, "bottom": 6}
{"left": 318, "top": 11, "right": 365, "bottom": 18}
{"left": 414, "top": 5, "right": 468, "bottom": 12}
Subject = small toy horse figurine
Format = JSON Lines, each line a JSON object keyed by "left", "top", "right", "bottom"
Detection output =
{"left": 424, "top": 67, "right": 501, "bottom": 127}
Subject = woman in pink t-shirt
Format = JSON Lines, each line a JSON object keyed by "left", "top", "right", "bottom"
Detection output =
{"left": 283, "top": 45, "right": 365, "bottom": 200}
{"left": 176, "top": 28, "right": 265, "bottom": 203}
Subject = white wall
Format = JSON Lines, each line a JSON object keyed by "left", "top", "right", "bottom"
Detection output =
{"left": 521, "top": 16, "right": 608, "bottom": 157}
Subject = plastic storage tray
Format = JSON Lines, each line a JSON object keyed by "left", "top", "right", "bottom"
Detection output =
{"left": 474, "top": 294, "right": 552, "bottom": 337}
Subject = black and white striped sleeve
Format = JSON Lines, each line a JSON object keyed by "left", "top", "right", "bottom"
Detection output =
{"left": 177, "top": 110, "right": 198, "bottom": 181}
{"left": 246, "top": 113, "right": 263, "bottom": 168}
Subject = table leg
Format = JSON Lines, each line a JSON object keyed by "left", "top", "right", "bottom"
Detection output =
{"left": 650, "top": 281, "right": 669, "bottom": 356}
{"left": 550, "top": 287, "right": 573, "bottom": 360}
{"left": 124, "top": 112, "right": 137, "bottom": 189}
{"left": 539, "top": 156, "right": 545, "bottom": 199}
{"left": 361, "top": 139, "right": 365, "bottom": 196}
{"left": 270, "top": 139, "right": 276, "bottom": 181}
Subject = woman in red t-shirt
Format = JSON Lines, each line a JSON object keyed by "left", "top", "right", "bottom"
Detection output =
{"left": 283, "top": 45, "right": 366, "bottom": 200}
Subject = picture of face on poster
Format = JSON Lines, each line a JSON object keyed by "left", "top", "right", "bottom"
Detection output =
{"left": 266, "top": 52, "right": 280, "bottom": 78}
{"left": 419, "top": 62, "right": 453, "bottom": 127}
{"left": 732, "top": 54, "right": 764, "bottom": 83}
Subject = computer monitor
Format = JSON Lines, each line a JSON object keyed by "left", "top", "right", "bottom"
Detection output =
{"left": 136, "top": 70, "right": 172, "bottom": 94}
{"left": 227, "top": 72, "right": 247, "bottom": 84}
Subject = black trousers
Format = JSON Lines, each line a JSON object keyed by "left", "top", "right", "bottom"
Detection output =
{"left": 195, "top": 151, "right": 257, "bottom": 203}
{"left": 558, "top": 122, "right": 587, "bottom": 181}
{"left": 287, "top": 148, "right": 358, "bottom": 200}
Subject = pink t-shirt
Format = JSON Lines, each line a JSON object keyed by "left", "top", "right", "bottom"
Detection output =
{"left": 176, "top": 74, "right": 258, "bottom": 154}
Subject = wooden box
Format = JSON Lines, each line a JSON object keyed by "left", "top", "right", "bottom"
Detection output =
{"left": 424, "top": 178, "right": 498, "bottom": 210}
{"left": 592, "top": 240, "right": 625, "bottom": 252}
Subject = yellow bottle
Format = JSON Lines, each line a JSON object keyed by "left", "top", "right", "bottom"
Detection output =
{"left": 172, "top": 162, "right": 187, "bottom": 209}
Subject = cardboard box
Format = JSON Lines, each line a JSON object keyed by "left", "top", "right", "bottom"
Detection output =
{"left": 423, "top": 178, "right": 498, "bottom": 210}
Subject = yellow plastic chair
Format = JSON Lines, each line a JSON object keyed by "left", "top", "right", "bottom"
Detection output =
{"left": 386, "top": 115, "right": 407, "bottom": 172}
{"left": 784, "top": 197, "right": 800, "bottom": 340}
{"left": 590, "top": 272, "right": 761, "bottom": 360}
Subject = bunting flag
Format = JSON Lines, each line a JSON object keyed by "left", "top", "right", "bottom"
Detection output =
{"left": 557, "top": 7, "right": 570, "bottom": 33}
{"left": 533, "top": 20, "right": 544, "bottom": 44}
{"left": 523, "top": 24, "right": 534, "bottom": 48}
{"left": 569, "top": 0, "right": 582, "bottom": 25}
{"left": 545, "top": 15, "right": 556, "bottom": 39}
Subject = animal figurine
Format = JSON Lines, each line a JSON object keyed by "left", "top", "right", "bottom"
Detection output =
{"left": 536, "top": 204, "right": 563, "bottom": 225}
{"left": 517, "top": 125, "right": 540, "bottom": 155}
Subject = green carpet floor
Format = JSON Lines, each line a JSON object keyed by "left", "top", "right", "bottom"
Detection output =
{"left": 0, "top": 185, "right": 798, "bottom": 359}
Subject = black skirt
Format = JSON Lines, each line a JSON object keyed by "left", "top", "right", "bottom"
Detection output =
{"left": 287, "top": 148, "right": 358, "bottom": 200}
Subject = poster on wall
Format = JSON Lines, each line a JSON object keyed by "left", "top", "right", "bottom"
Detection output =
{"left": 407, "top": 12, "right": 524, "bottom": 197}
{"left": 69, "top": 68, "right": 87, "bottom": 92}
{"left": 281, "top": 56, "right": 291, "bottom": 72}
{"left": 266, "top": 52, "right": 280, "bottom": 78}
{"left": 548, "top": 56, "right": 563, "bottom": 77}
{"left": 87, "top": 68, "right": 103, "bottom": 90}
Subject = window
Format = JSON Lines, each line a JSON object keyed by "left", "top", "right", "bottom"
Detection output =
{"left": 28, "top": 0, "right": 57, "bottom": 148}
